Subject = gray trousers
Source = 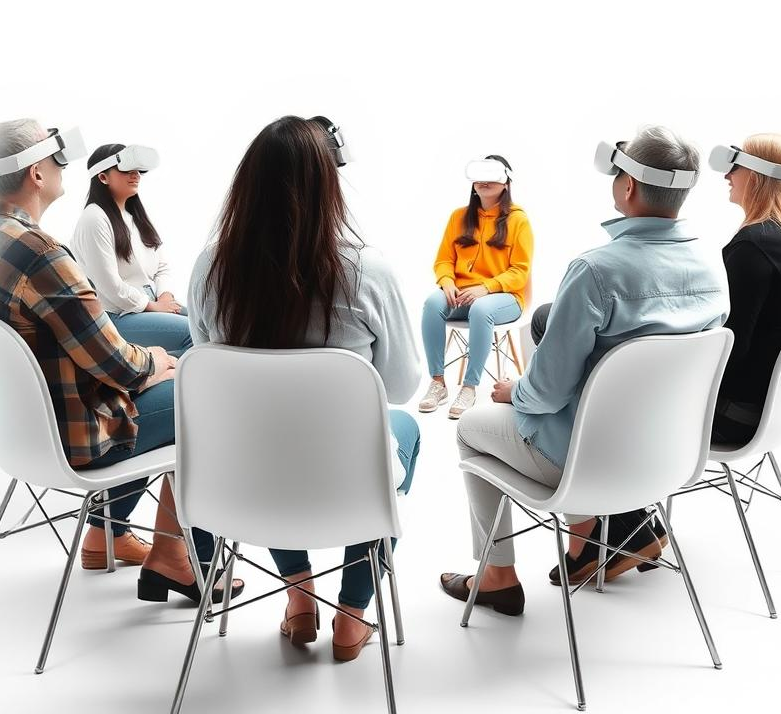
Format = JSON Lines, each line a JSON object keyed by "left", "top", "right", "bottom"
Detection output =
{"left": 458, "top": 404, "right": 588, "bottom": 567}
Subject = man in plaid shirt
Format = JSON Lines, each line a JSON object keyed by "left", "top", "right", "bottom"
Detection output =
{"left": 0, "top": 119, "right": 218, "bottom": 583}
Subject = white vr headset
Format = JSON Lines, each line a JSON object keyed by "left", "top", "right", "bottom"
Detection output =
{"left": 87, "top": 145, "right": 160, "bottom": 178}
{"left": 325, "top": 123, "right": 350, "bottom": 167}
{"left": 465, "top": 159, "right": 513, "bottom": 184}
{"left": 709, "top": 145, "right": 781, "bottom": 179}
{"left": 594, "top": 140, "right": 698, "bottom": 189}
{"left": 0, "top": 127, "right": 87, "bottom": 176}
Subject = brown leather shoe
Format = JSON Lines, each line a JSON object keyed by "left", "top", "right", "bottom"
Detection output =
{"left": 280, "top": 605, "right": 320, "bottom": 646}
{"left": 332, "top": 618, "right": 374, "bottom": 662}
{"left": 81, "top": 531, "right": 152, "bottom": 570}
{"left": 440, "top": 572, "right": 525, "bottom": 615}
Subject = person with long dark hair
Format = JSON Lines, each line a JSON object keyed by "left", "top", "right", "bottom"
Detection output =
{"left": 711, "top": 134, "right": 781, "bottom": 443}
{"left": 188, "top": 115, "right": 420, "bottom": 662}
{"left": 419, "top": 155, "right": 533, "bottom": 419}
{"left": 71, "top": 144, "right": 192, "bottom": 356}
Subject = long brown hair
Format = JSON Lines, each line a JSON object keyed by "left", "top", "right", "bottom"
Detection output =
{"left": 85, "top": 144, "right": 161, "bottom": 262}
{"left": 207, "top": 116, "right": 352, "bottom": 348}
{"left": 456, "top": 154, "right": 514, "bottom": 249}
{"left": 740, "top": 134, "right": 781, "bottom": 228}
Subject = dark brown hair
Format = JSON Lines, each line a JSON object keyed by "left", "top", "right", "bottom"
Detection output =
{"left": 206, "top": 116, "right": 353, "bottom": 348}
{"left": 85, "top": 143, "right": 161, "bottom": 262}
{"left": 456, "top": 154, "right": 515, "bottom": 249}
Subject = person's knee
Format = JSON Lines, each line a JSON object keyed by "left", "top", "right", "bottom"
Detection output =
{"left": 531, "top": 303, "right": 552, "bottom": 345}
{"left": 467, "top": 300, "right": 494, "bottom": 326}
{"left": 423, "top": 289, "right": 448, "bottom": 318}
{"left": 457, "top": 410, "right": 482, "bottom": 457}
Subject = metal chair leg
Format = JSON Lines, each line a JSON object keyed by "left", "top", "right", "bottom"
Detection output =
{"left": 219, "top": 541, "right": 239, "bottom": 637}
{"left": 461, "top": 494, "right": 508, "bottom": 627}
{"left": 767, "top": 451, "right": 781, "bottom": 490}
{"left": 35, "top": 493, "right": 93, "bottom": 674}
{"left": 171, "top": 537, "right": 225, "bottom": 714}
{"left": 655, "top": 503, "right": 722, "bottom": 668}
{"left": 596, "top": 516, "right": 609, "bottom": 593}
{"left": 370, "top": 542, "right": 397, "bottom": 714}
{"left": 554, "top": 516, "right": 586, "bottom": 711}
{"left": 666, "top": 495, "right": 674, "bottom": 524}
{"left": 102, "top": 489, "right": 115, "bottom": 573}
{"left": 184, "top": 528, "right": 213, "bottom": 622}
{"left": 722, "top": 463, "right": 777, "bottom": 618}
{"left": 383, "top": 536, "right": 404, "bottom": 645}
{"left": 0, "top": 478, "right": 17, "bottom": 523}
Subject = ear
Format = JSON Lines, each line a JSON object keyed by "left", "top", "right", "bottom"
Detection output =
{"left": 28, "top": 163, "right": 44, "bottom": 189}
{"left": 625, "top": 175, "right": 636, "bottom": 201}
{"left": 98, "top": 172, "right": 109, "bottom": 185}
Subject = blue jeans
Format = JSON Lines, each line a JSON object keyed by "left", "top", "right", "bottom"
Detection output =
{"left": 421, "top": 289, "right": 522, "bottom": 386}
{"left": 269, "top": 410, "right": 420, "bottom": 610}
{"left": 109, "top": 309, "right": 193, "bottom": 358}
{"left": 80, "top": 379, "right": 214, "bottom": 561}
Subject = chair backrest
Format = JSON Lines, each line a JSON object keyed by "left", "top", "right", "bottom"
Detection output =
{"left": 522, "top": 273, "right": 533, "bottom": 310}
{"left": 729, "top": 350, "right": 781, "bottom": 458}
{"left": 174, "top": 345, "right": 401, "bottom": 550}
{"left": 0, "top": 320, "right": 77, "bottom": 489}
{"left": 548, "top": 328, "right": 733, "bottom": 516}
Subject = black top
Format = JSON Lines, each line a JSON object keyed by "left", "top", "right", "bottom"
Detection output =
{"left": 721, "top": 220, "right": 781, "bottom": 405}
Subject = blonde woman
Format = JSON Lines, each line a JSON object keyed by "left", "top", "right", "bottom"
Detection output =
{"left": 710, "top": 134, "right": 781, "bottom": 443}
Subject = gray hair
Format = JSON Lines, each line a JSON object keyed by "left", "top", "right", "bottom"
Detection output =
{"left": 623, "top": 126, "right": 699, "bottom": 214}
{"left": 0, "top": 118, "right": 47, "bottom": 196}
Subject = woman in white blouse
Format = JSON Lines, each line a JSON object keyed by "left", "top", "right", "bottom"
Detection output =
{"left": 71, "top": 143, "right": 192, "bottom": 356}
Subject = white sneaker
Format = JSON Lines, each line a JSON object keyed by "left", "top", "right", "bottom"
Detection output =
{"left": 418, "top": 381, "right": 449, "bottom": 413}
{"left": 448, "top": 386, "right": 476, "bottom": 419}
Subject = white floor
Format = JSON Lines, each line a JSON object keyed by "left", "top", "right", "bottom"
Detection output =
{"left": 2, "top": 383, "right": 780, "bottom": 714}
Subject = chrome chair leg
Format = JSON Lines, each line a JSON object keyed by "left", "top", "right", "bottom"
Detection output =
{"left": 0, "top": 478, "right": 17, "bottom": 523}
{"left": 461, "top": 494, "right": 508, "bottom": 627}
{"left": 722, "top": 463, "right": 777, "bottom": 618}
{"left": 102, "top": 490, "right": 115, "bottom": 573}
{"left": 666, "top": 495, "right": 674, "bottom": 524}
{"left": 554, "top": 515, "right": 586, "bottom": 711}
{"left": 655, "top": 503, "right": 722, "bottom": 667}
{"left": 35, "top": 493, "right": 93, "bottom": 674}
{"left": 219, "top": 541, "right": 239, "bottom": 637}
{"left": 370, "top": 541, "right": 397, "bottom": 714}
{"left": 184, "top": 528, "right": 213, "bottom": 622}
{"left": 383, "top": 536, "right": 405, "bottom": 645}
{"left": 767, "top": 451, "right": 781, "bottom": 490}
{"left": 171, "top": 537, "right": 225, "bottom": 714}
{"left": 596, "top": 515, "right": 609, "bottom": 593}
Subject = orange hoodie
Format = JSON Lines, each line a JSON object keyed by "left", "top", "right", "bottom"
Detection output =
{"left": 433, "top": 203, "right": 533, "bottom": 307}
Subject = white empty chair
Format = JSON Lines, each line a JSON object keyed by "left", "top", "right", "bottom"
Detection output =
{"left": 0, "top": 320, "right": 175, "bottom": 673}
{"left": 170, "top": 345, "right": 404, "bottom": 714}
{"left": 458, "top": 328, "right": 733, "bottom": 710}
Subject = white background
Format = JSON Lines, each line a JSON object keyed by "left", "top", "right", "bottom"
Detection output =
{"left": 2, "top": 2, "right": 781, "bottom": 712}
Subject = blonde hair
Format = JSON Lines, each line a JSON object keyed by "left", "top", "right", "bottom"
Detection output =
{"left": 740, "top": 133, "right": 781, "bottom": 227}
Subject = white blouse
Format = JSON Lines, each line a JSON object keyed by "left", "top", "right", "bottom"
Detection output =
{"left": 70, "top": 203, "right": 174, "bottom": 315}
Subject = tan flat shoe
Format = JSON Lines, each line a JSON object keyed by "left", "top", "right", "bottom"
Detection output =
{"left": 81, "top": 531, "right": 152, "bottom": 569}
{"left": 332, "top": 618, "right": 374, "bottom": 662}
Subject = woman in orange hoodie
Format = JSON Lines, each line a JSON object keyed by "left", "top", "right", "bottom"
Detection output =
{"left": 419, "top": 155, "right": 533, "bottom": 418}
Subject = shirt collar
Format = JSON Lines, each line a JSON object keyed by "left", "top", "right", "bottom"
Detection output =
{"left": 478, "top": 204, "right": 502, "bottom": 218}
{"left": 0, "top": 202, "right": 37, "bottom": 229}
{"left": 601, "top": 215, "right": 695, "bottom": 243}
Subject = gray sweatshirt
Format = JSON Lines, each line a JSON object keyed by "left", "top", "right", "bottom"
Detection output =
{"left": 187, "top": 242, "right": 421, "bottom": 405}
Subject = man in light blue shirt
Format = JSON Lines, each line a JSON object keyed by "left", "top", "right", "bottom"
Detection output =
{"left": 441, "top": 127, "right": 729, "bottom": 616}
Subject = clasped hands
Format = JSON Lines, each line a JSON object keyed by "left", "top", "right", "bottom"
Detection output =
{"left": 441, "top": 280, "right": 489, "bottom": 309}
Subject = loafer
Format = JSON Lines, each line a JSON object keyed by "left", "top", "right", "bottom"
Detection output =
{"left": 332, "top": 618, "right": 374, "bottom": 661}
{"left": 137, "top": 564, "right": 245, "bottom": 605}
{"left": 81, "top": 531, "right": 152, "bottom": 570}
{"left": 440, "top": 572, "right": 524, "bottom": 616}
{"left": 281, "top": 604, "right": 320, "bottom": 646}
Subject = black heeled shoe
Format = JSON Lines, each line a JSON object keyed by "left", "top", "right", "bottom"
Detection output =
{"left": 137, "top": 563, "right": 245, "bottom": 605}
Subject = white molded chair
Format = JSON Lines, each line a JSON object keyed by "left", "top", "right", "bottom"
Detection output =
{"left": 458, "top": 328, "right": 733, "bottom": 710}
{"left": 170, "top": 345, "right": 404, "bottom": 714}
{"left": 445, "top": 277, "right": 533, "bottom": 383}
{"left": 0, "top": 320, "right": 175, "bottom": 673}
{"left": 671, "top": 351, "right": 781, "bottom": 619}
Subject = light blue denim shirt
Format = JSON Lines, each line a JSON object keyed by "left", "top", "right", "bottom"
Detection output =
{"left": 511, "top": 216, "right": 729, "bottom": 469}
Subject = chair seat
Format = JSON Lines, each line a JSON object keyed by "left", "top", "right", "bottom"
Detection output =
{"left": 71, "top": 444, "right": 176, "bottom": 490}
{"left": 459, "top": 455, "right": 556, "bottom": 509}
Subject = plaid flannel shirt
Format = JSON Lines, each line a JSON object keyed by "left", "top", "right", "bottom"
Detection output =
{"left": 0, "top": 204, "right": 154, "bottom": 466}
